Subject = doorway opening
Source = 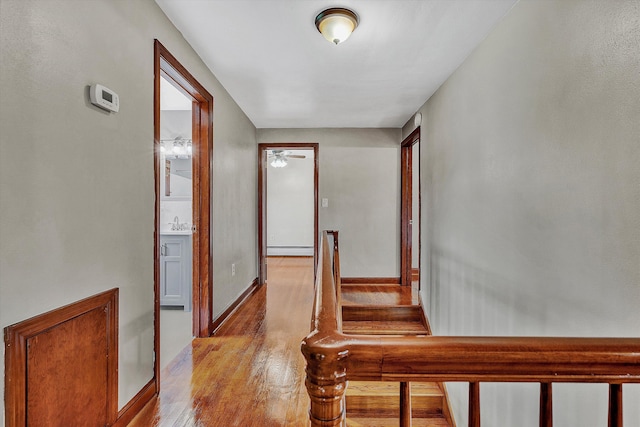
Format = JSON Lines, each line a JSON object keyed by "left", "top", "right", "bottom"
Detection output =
{"left": 258, "top": 143, "right": 319, "bottom": 285}
{"left": 154, "top": 40, "right": 213, "bottom": 386}
{"left": 158, "top": 75, "right": 193, "bottom": 371}
{"left": 400, "top": 127, "right": 420, "bottom": 287}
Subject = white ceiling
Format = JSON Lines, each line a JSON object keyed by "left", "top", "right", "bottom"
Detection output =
{"left": 155, "top": 0, "right": 517, "bottom": 129}
{"left": 161, "top": 76, "right": 192, "bottom": 110}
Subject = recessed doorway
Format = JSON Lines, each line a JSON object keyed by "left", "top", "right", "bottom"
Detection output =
{"left": 158, "top": 74, "right": 194, "bottom": 370}
{"left": 401, "top": 127, "right": 420, "bottom": 287}
{"left": 258, "top": 143, "right": 319, "bottom": 285}
{"left": 154, "top": 40, "right": 213, "bottom": 386}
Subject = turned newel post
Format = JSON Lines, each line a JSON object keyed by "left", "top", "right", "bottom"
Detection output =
{"left": 302, "top": 336, "right": 349, "bottom": 426}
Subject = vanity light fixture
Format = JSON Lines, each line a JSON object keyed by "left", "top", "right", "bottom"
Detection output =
{"left": 160, "top": 137, "right": 192, "bottom": 159}
{"left": 315, "top": 7, "right": 359, "bottom": 45}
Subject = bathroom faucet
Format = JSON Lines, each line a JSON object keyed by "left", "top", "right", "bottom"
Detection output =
{"left": 173, "top": 216, "right": 180, "bottom": 230}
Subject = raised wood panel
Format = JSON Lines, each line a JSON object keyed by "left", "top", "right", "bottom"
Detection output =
{"left": 4, "top": 289, "right": 118, "bottom": 427}
{"left": 27, "top": 307, "right": 108, "bottom": 427}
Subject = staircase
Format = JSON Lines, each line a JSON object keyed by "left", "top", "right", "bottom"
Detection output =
{"left": 346, "top": 381, "right": 451, "bottom": 426}
{"left": 342, "top": 305, "right": 430, "bottom": 335}
{"left": 303, "top": 232, "right": 640, "bottom": 427}
{"left": 341, "top": 298, "right": 453, "bottom": 426}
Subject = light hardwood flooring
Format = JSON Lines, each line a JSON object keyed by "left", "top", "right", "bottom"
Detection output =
{"left": 128, "top": 257, "right": 445, "bottom": 426}
{"left": 129, "top": 256, "right": 315, "bottom": 426}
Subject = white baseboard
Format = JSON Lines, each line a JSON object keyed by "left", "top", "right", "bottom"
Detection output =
{"left": 267, "top": 246, "right": 314, "bottom": 256}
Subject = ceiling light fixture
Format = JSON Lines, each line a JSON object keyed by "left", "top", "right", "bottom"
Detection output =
{"left": 160, "top": 137, "right": 192, "bottom": 159}
{"left": 270, "top": 156, "right": 288, "bottom": 168}
{"left": 315, "top": 7, "right": 359, "bottom": 45}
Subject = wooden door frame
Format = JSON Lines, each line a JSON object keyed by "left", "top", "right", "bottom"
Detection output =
{"left": 154, "top": 40, "right": 213, "bottom": 386}
{"left": 258, "top": 143, "right": 319, "bottom": 285}
{"left": 400, "top": 127, "right": 420, "bottom": 286}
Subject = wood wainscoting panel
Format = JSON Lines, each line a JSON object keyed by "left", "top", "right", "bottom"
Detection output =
{"left": 4, "top": 288, "right": 118, "bottom": 427}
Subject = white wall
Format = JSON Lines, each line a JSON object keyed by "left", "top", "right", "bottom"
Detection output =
{"left": 258, "top": 128, "right": 401, "bottom": 277}
{"left": 403, "top": 0, "right": 640, "bottom": 425}
{"left": 267, "top": 151, "right": 314, "bottom": 254}
{"left": 0, "top": 0, "right": 257, "bottom": 422}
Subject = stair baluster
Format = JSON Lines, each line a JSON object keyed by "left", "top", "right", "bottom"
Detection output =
{"left": 608, "top": 384, "right": 623, "bottom": 427}
{"left": 469, "top": 382, "right": 480, "bottom": 427}
{"left": 400, "top": 381, "right": 412, "bottom": 427}
{"left": 539, "top": 383, "right": 553, "bottom": 427}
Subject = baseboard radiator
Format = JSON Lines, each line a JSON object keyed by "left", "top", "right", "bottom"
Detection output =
{"left": 267, "top": 246, "right": 314, "bottom": 256}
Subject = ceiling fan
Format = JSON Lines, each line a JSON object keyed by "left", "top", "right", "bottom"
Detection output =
{"left": 267, "top": 150, "right": 307, "bottom": 168}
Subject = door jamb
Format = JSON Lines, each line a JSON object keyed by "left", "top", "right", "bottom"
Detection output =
{"left": 258, "top": 143, "right": 319, "bottom": 285}
{"left": 400, "top": 127, "right": 420, "bottom": 287}
{"left": 154, "top": 40, "right": 214, "bottom": 388}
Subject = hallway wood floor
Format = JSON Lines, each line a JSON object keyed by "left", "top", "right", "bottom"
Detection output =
{"left": 129, "top": 256, "right": 314, "bottom": 426}
{"left": 128, "top": 257, "right": 437, "bottom": 426}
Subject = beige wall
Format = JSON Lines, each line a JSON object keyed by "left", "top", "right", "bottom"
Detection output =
{"left": 258, "top": 128, "right": 402, "bottom": 277}
{"left": 0, "top": 0, "right": 257, "bottom": 421}
{"left": 404, "top": 0, "right": 640, "bottom": 425}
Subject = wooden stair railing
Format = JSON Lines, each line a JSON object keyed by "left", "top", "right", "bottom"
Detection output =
{"left": 302, "top": 231, "right": 640, "bottom": 427}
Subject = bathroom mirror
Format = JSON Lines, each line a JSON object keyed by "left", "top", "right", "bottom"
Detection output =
{"left": 161, "top": 156, "right": 192, "bottom": 200}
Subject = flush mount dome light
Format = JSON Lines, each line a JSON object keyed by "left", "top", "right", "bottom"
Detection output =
{"left": 315, "top": 7, "right": 359, "bottom": 45}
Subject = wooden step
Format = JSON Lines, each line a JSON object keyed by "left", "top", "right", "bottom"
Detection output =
{"left": 346, "top": 381, "right": 445, "bottom": 418}
{"left": 342, "top": 305, "right": 429, "bottom": 335}
{"left": 347, "top": 417, "right": 450, "bottom": 427}
{"left": 342, "top": 320, "right": 429, "bottom": 335}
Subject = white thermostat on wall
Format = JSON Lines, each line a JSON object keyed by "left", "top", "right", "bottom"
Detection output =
{"left": 90, "top": 84, "right": 119, "bottom": 113}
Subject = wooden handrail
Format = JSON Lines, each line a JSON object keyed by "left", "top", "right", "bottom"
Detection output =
{"left": 302, "top": 231, "right": 640, "bottom": 426}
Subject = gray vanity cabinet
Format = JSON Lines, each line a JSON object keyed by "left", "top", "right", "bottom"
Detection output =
{"left": 159, "top": 234, "right": 192, "bottom": 311}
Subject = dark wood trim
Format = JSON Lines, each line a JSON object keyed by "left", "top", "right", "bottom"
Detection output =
{"left": 303, "top": 232, "right": 640, "bottom": 426}
{"left": 114, "top": 379, "right": 156, "bottom": 427}
{"left": 155, "top": 40, "right": 214, "bottom": 338}
{"left": 257, "top": 146, "right": 267, "bottom": 285}
{"left": 154, "top": 40, "right": 214, "bottom": 403}
{"left": 540, "top": 382, "right": 553, "bottom": 427}
{"left": 211, "top": 278, "right": 261, "bottom": 334}
{"left": 341, "top": 277, "right": 401, "bottom": 285}
{"left": 608, "top": 384, "right": 622, "bottom": 427}
{"left": 258, "top": 143, "right": 319, "bottom": 285}
{"left": 153, "top": 39, "right": 161, "bottom": 399}
{"left": 399, "top": 382, "right": 411, "bottom": 427}
{"left": 400, "top": 127, "right": 420, "bottom": 287}
{"left": 417, "top": 294, "right": 432, "bottom": 336}
{"left": 469, "top": 382, "right": 481, "bottom": 427}
{"left": 4, "top": 289, "right": 118, "bottom": 427}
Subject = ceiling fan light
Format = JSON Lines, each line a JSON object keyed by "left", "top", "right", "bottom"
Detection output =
{"left": 270, "top": 157, "right": 288, "bottom": 168}
{"left": 315, "top": 8, "right": 359, "bottom": 45}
